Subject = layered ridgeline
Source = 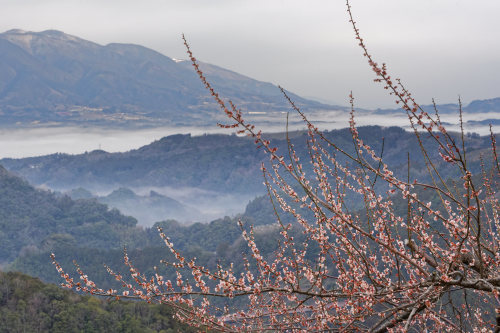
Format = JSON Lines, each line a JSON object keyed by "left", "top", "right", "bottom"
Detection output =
{"left": 2, "top": 126, "right": 493, "bottom": 194}
{"left": 4, "top": 144, "right": 495, "bottom": 300}
{"left": 1, "top": 126, "right": 494, "bottom": 228}
{"left": 0, "top": 29, "right": 337, "bottom": 127}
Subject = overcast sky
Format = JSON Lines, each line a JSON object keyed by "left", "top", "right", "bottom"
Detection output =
{"left": 0, "top": 0, "right": 499, "bottom": 108}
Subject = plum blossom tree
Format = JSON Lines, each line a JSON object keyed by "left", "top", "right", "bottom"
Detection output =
{"left": 52, "top": 1, "right": 499, "bottom": 331}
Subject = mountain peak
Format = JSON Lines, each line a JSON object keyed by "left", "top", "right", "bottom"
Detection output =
{"left": 4, "top": 29, "right": 28, "bottom": 34}
{"left": 3, "top": 29, "right": 78, "bottom": 39}
{"left": 0, "top": 29, "right": 98, "bottom": 55}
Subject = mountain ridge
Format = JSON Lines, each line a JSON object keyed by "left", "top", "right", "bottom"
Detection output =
{"left": 0, "top": 29, "right": 339, "bottom": 128}
{"left": 1, "top": 125, "right": 492, "bottom": 198}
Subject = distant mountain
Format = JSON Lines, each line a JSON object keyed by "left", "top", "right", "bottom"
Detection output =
{"left": 466, "top": 97, "right": 500, "bottom": 113}
{"left": 0, "top": 29, "right": 338, "bottom": 127}
{"left": 374, "top": 97, "right": 500, "bottom": 115}
{"left": 67, "top": 187, "right": 199, "bottom": 226}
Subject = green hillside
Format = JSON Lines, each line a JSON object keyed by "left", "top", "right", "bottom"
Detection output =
{"left": 0, "top": 270, "right": 197, "bottom": 332}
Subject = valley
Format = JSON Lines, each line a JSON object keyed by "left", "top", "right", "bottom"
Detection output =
{"left": 0, "top": 25, "right": 496, "bottom": 331}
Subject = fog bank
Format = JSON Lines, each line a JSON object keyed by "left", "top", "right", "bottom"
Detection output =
{"left": 0, "top": 111, "right": 496, "bottom": 159}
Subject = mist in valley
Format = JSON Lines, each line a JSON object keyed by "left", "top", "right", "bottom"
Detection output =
{"left": 129, "top": 185, "right": 260, "bottom": 224}
{"left": 1, "top": 109, "right": 495, "bottom": 227}
{"left": 63, "top": 184, "right": 262, "bottom": 227}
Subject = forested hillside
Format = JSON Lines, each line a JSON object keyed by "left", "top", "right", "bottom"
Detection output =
{"left": 9, "top": 207, "right": 281, "bottom": 290}
{"left": 0, "top": 161, "right": 280, "bottom": 289}
{"left": 0, "top": 271, "right": 197, "bottom": 332}
{"left": 0, "top": 165, "right": 143, "bottom": 264}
